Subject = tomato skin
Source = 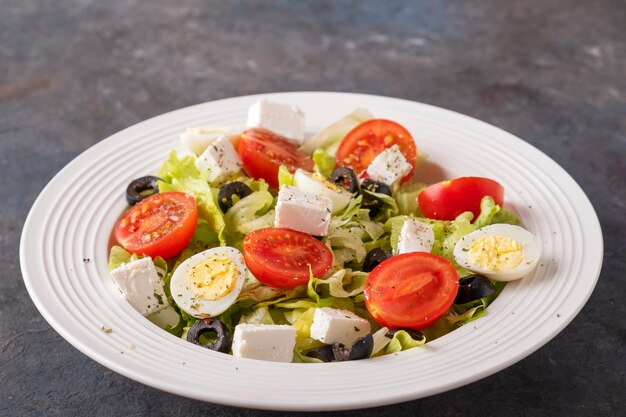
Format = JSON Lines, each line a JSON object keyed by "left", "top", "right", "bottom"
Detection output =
{"left": 238, "top": 129, "right": 314, "bottom": 188}
{"left": 418, "top": 177, "right": 504, "bottom": 221}
{"left": 243, "top": 228, "right": 333, "bottom": 289}
{"left": 113, "top": 191, "right": 198, "bottom": 259}
{"left": 335, "top": 119, "right": 417, "bottom": 183}
{"left": 364, "top": 252, "right": 459, "bottom": 330}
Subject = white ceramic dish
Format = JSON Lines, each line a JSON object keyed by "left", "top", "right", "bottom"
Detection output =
{"left": 20, "top": 92, "right": 603, "bottom": 411}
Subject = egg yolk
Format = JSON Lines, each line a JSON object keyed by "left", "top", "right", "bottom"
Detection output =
{"left": 314, "top": 173, "right": 344, "bottom": 193}
{"left": 468, "top": 235, "right": 524, "bottom": 272}
{"left": 188, "top": 256, "right": 238, "bottom": 301}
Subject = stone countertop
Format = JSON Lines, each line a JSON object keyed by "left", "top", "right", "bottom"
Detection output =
{"left": 1, "top": 1, "right": 624, "bottom": 416}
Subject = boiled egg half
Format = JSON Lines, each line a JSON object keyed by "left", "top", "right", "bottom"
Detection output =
{"left": 453, "top": 224, "right": 540, "bottom": 282}
{"left": 294, "top": 169, "right": 353, "bottom": 213}
{"left": 170, "top": 246, "right": 246, "bottom": 318}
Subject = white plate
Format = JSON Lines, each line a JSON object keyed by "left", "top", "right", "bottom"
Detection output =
{"left": 20, "top": 92, "right": 603, "bottom": 411}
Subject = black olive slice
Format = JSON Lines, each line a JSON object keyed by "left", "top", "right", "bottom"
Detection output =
{"left": 329, "top": 167, "right": 359, "bottom": 193}
{"left": 363, "top": 248, "right": 389, "bottom": 272}
{"left": 125, "top": 175, "right": 162, "bottom": 205}
{"left": 362, "top": 198, "right": 383, "bottom": 218}
{"left": 347, "top": 334, "right": 374, "bottom": 360}
{"left": 306, "top": 345, "right": 335, "bottom": 362}
{"left": 361, "top": 179, "right": 392, "bottom": 196}
{"left": 186, "top": 318, "right": 232, "bottom": 353}
{"left": 217, "top": 181, "right": 253, "bottom": 213}
{"left": 454, "top": 274, "right": 496, "bottom": 305}
{"left": 385, "top": 328, "right": 425, "bottom": 342}
{"left": 331, "top": 343, "right": 351, "bottom": 362}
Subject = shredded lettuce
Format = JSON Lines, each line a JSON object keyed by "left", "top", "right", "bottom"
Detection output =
{"left": 384, "top": 330, "right": 426, "bottom": 354}
{"left": 309, "top": 269, "right": 368, "bottom": 298}
{"left": 223, "top": 180, "right": 274, "bottom": 248}
{"left": 446, "top": 280, "right": 506, "bottom": 327}
{"left": 107, "top": 246, "right": 138, "bottom": 271}
{"left": 278, "top": 165, "right": 295, "bottom": 187}
{"left": 300, "top": 108, "right": 374, "bottom": 154}
{"left": 362, "top": 188, "right": 399, "bottom": 221}
{"left": 394, "top": 182, "right": 427, "bottom": 216}
{"left": 239, "top": 305, "right": 275, "bottom": 325}
{"left": 312, "top": 148, "right": 336, "bottom": 178}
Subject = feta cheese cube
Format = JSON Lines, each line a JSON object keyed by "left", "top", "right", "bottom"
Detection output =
{"left": 195, "top": 135, "right": 242, "bottom": 183}
{"left": 180, "top": 126, "right": 231, "bottom": 155}
{"left": 109, "top": 257, "right": 169, "bottom": 316}
{"left": 275, "top": 185, "right": 333, "bottom": 236}
{"left": 365, "top": 144, "right": 413, "bottom": 186}
{"left": 232, "top": 324, "right": 296, "bottom": 362}
{"left": 310, "top": 308, "right": 371, "bottom": 346}
{"left": 397, "top": 218, "right": 435, "bottom": 255}
{"left": 246, "top": 99, "right": 306, "bottom": 144}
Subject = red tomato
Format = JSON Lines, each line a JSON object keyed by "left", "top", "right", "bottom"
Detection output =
{"left": 114, "top": 191, "right": 198, "bottom": 259}
{"left": 335, "top": 119, "right": 417, "bottom": 182}
{"left": 364, "top": 252, "right": 459, "bottom": 330}
{"left": 418, "top": 177, "right": 504, "bottom": 221}
{"left": 238, "top": 128, "right": 314, "bottom": 188}
{"left": 243, "top": 228, "right": 333, "bottom": 289}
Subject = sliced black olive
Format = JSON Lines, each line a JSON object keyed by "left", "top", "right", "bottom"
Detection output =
{"left": 306, "top": 345, "right": 335, "bottom": 362}
{"left": 217, "top": 181, "right": 253, "bottom": 213}
{"left": 348, "top": 334, "right": 374, "bottom": 360}
{"left": 454, "top": 274, "right": 496, "bottom": 304}
{"left": 385, "top": 328, "right": 425, "bottom": 342}
{"left": 126, "top": 175, "right": 162, "bottom": 205}
{"left": 363, "top": 248, "right": 389, "bottom": 272}
{"left": 361, "top": 179, "right": 392, "bottom": 196}
{"left": 186, "top": 318, "right": 232, "bottom": 353}
{"left": 362, "top": 198, "right": 383, "bottom": 218}
{"left": 331, "top": 342, "right": 351, "bottom": 362}
{"left": 329, "top": 167, "right": 359, "bottom": 193}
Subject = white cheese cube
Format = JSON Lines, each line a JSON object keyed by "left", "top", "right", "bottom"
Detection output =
{"left": 246, "top": 99, "right": 305, "bottom": 143}
{"left": 180, "top": 126, "right": 231, "bottom": 155}
{"left": 232, "top": 324, "right": 296, "bottom": 362}
{"left": 109, "top": 257, "right": 169, "bottom": 316}
{"left": 274, "top": 186, "right": 333, "bottom": 236}
{"left": 195, "top": 135, "right": 242, "bottom": 183}
{"left": 365, "top": 144, "right": 413, "bottom": 186}
{"left": 309, "top": 308, "right": 371, "bottom": 346}
{"left": 397, "top": 218, "right": 435, "bottom": 255}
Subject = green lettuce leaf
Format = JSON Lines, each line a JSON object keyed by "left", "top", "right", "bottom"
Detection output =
{"left": 394, "top": 182, "right": 427, "bottom": 216}
{"left": 385, "top": 215, "right": 407, "bottom": 253}
{"left": 308, "top": 269, "right": 368, "bottom": 299}
{"left": 300, "top": 108, "right": 374, "bottom": 155}
{"left": 312, "top": 148, "right": 336, "bottom": 178}
{"left": 371, "top": 327, "right": 392, "bottom": 356}
{"left": 278, "top": 165, "right": 295, "bottom": 187}
{"left": 491, "top": 208, "right": 522, "bottom": 225}
{"left": 224, "top": 180, "right": 274, "bottom": 248}
{"left": 239, "top": 305, "right": 275, "bottom": 325}
{"left": 362, "top": 189, "right": 399, "bottom": 222}
{"left": 107, "top": 246, "right": 138, "bottom": 271}
{"left": 385, "top": 330, "right": 426, "bottom": 354}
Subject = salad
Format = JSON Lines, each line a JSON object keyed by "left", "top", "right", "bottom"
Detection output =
{"left": 107, "top": 99, "right": 540, "bottom": 363}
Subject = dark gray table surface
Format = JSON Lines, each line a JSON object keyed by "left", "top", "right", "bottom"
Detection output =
{"left": 2, "top": 1, "right": 624, "bottom": 416}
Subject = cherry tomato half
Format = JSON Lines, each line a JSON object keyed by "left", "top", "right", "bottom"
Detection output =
{"left": 238, "top": 128, "right": 314, "bottom": 188}
{"left": 113, "top": 191, "right": 198, "bottom": 259}
{"left": 243, "top": 228, "right": 333, "bottom": 289}
{"left": 364, "top": 252, "right": 459, "bottom": 330}
{"left": 418, "top": 177, "right": 504, "bottom": 221}
{"left": 335, "top": 119, "right": 417, "bottom": 183}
